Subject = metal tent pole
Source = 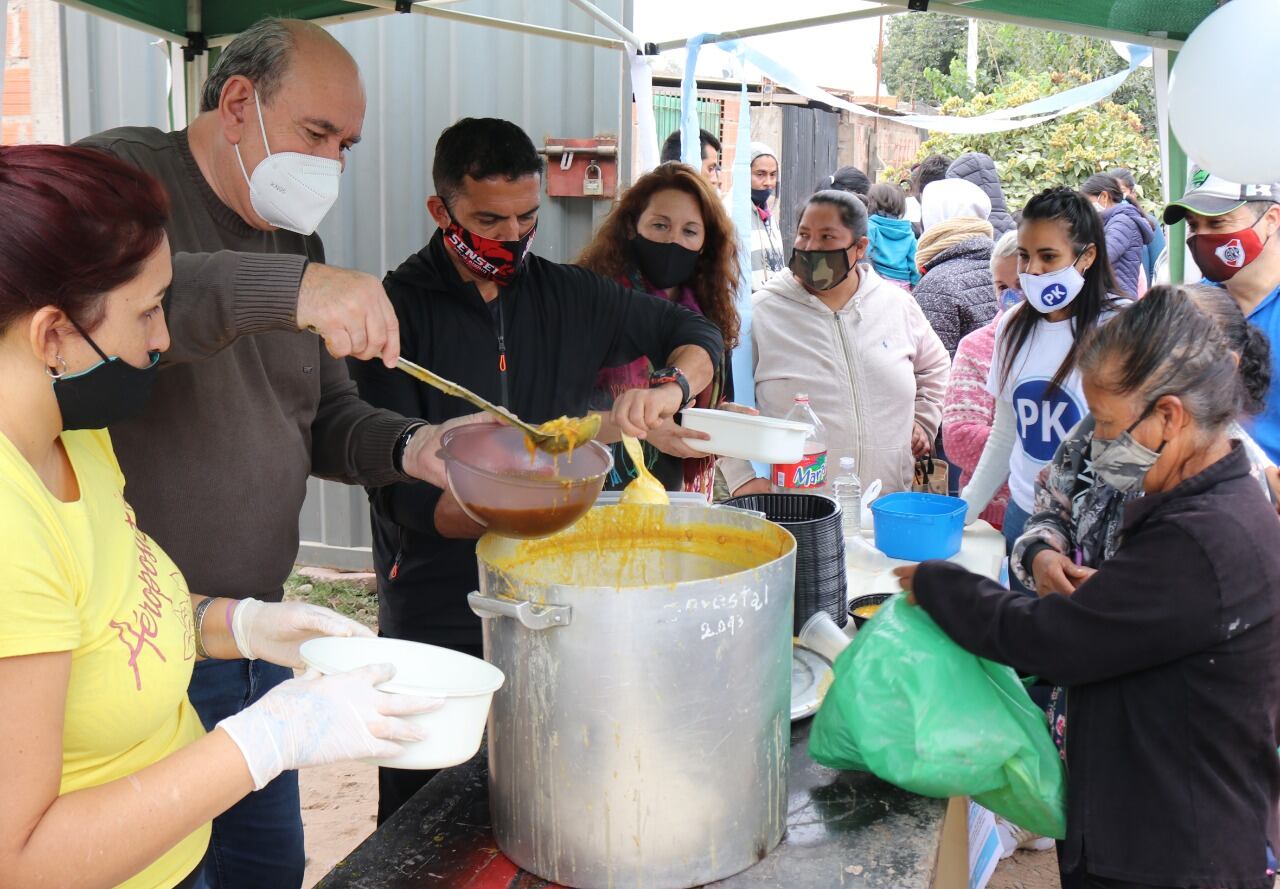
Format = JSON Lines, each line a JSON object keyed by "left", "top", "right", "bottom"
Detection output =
{"left": 348, "top": 0, "right": 626, "bottom": 51}
{"left": 566, "top": 0, "right": 646, "bottom": 52}
{"left": 655, "top": 1, "right": 1183, "bottom": 53}
{"left": 182, "top": 0, "right": 205, "bottom": 125}
{"left": 1157, "top": 48, "right": 1188, "bottom": 283}
{"left": 52, "top": 0, "right": 180, "bottom": 41}
{"left": 654, "top": 5, "right": 902, "bottom": 52}
{"left": 873, "top": 0, "right": 1184, "bottom": 51}
{"left": 205, "top": 8, "right": 395, "bottom": 47}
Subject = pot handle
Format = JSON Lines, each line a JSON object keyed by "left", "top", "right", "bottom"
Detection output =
{"left": 467, "top": 591, "right": 572, "bottom": 630}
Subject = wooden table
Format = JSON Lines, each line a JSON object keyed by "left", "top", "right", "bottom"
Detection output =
{"left": 316, "top": 720, "right": 960, "bottom": 889}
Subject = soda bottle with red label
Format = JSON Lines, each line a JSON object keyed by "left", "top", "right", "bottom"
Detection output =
{"left": 771, "top": 394, "right": 828, "bottom": 493}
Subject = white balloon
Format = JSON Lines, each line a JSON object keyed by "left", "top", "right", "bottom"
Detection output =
{"left": 1169, "top": 0, "right": 1280, "bottom": 185}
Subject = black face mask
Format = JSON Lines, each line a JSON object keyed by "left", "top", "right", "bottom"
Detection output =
{"left": 631, "top": 235, "right": 700, "bottom": 289}
{"left": 751, "top": 187, "right": 773, "bottom": 208}
{"left": 51, "top": 319, "right": 160, "bottom": 431}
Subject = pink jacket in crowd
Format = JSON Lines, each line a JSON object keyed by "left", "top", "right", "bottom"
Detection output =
{"left": 942, "top": 316, "right": 1010, "bottom": 528}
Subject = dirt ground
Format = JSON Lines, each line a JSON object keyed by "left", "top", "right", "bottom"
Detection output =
{"left": 298, "top": 765, "right": 1061, "bottom": 889}
{"left": 300, "top": 760, "right": 378, "bottom": 888}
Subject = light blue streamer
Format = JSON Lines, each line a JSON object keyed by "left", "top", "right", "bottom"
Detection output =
{"left": 680, "top": 35, "right": 708, "bottom": 169}
{"left": 711, "top": 37, "right": 1147, "bottom": 136}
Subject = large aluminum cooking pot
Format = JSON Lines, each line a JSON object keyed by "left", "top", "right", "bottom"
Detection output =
{"left": 469, "top": 503, "right": 796, "bottom": 889}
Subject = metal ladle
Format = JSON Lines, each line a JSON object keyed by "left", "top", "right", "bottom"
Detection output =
{"left": 394, "top": 357, "right": 600, "bottom": 455}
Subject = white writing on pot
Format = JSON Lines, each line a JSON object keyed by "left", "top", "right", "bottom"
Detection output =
{"left": 662, "top": 585, "right": 770, "bottom": 643}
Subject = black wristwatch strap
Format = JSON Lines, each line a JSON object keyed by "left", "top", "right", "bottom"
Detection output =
{"left": 393, "top": 422, "right": 427, "bottom": 473}
{"left": 649, "top": 366, "right": 691, "bottom": 407}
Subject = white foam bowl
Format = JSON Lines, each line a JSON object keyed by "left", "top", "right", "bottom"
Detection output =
{"left": 300, "top": 637, "right": 505, "bottom": 770}
{"left": 679, "top": 408, "right": 813, "bottom": 464}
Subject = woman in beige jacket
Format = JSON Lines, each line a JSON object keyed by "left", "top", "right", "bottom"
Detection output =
{"left": 723, "top": 190, "right": 951, "bottom": 496}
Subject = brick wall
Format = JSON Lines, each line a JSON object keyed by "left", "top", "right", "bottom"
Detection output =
{"left": 3, "top": 0, "right": 33, "bottom": 144}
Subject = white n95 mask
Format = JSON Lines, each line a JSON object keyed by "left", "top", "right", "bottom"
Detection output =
{"left": 234, "top": 90, "right": 341, "bottom": 236}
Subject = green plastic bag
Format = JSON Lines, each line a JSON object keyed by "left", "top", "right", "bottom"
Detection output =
{"left": 809, "top": 594, "right": 1067, "bottom": 839}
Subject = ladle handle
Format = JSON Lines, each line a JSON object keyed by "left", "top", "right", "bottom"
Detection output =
{"left": 395, "top": 358, "right": 534, "bottom": 434}
{"left": 468, "top": 591, "right": 573, "bottom": 631}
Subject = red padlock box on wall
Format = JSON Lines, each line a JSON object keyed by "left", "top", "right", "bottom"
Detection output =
{"left": 542, "top": 137, "right": 618, "bottom": 198}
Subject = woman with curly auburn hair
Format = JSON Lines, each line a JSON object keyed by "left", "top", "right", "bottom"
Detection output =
{"left": 577, "top": 162, "right": 741, "bottom": 495}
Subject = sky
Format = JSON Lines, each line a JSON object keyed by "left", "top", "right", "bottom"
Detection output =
{"left": 631, "top": 0, "right": 887, "bottom": 95}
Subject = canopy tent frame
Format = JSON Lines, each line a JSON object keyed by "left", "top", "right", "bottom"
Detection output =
{"left": 48, "top": 0, "right": 1201, "bottom": 282}
{"left": 653, "top": 1, "right": 1185, "bottom": 53}
{"left": 52, "top": 0, "right": 646, "bottom": 131}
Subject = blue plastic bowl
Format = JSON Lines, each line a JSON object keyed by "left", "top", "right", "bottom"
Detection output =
{"left": 869, "top": 492, "right": 966, "bottom": 561}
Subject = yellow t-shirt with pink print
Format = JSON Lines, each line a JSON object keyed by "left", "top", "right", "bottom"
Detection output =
{"left": 0, "top": 428, "right": 208, "bottom": 889}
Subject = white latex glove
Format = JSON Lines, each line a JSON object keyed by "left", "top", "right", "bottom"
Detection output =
{"left": 231, "top": 598, "right": 374, "bottom": 669}
{"left": 218, "top": 664, "right": 441, "bottom": 790}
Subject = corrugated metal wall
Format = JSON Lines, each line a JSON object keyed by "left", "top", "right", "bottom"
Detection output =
{"left": 59, "top": 1, "right": 634, "bottom": 570}
{"left": 778, "top": 104, "right": 841, "bottom": 249}
{"left": 61, "top": 4, "right": 173, "bottom": 138}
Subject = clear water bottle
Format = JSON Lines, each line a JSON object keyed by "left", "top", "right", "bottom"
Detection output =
{"left": 831, "top": 456, "right": 862, "bottom": 536}
{"left": 771, "top": 395, "right": 828, "bottom": 493}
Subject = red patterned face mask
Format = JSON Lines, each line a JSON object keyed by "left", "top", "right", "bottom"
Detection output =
{"left": 1187, "top": 219, "right": 1268, "bottom": 283}
{"left": 443, "top": 211, "right": 536, "bottom": 286}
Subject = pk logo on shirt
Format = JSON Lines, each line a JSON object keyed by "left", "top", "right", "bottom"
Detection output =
{"left": 1040, "top": 282, "right": 1070, "bottom": 307}
{"left": 1013, "top": 378, "right": 1083, "bottom": 462}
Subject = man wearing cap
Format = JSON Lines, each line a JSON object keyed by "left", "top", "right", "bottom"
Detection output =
{"left": 748, "top": 143, "right": 785, "bottom": 291}
{"left": 1165, "top": 166, "right": 1280, "bottom": 460}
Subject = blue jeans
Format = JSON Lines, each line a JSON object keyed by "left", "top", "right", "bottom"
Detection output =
{"left": 188, "top": 658, "right": 304, "bottom": 889}
{"left": 1002, "top": 500, "right": 1035, "bottom": 597}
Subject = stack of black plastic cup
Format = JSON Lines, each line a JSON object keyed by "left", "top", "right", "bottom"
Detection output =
{"left": 723, "top": 493, "right": 848, "bottom": 632}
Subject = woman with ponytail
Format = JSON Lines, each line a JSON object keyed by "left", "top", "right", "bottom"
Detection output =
{"left": 961, "top": 186, "right": 1128, "bottom": 592}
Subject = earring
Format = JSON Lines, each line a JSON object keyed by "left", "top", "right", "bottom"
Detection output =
{"left": 46, "top": 356, "right": 69, "bottom": 379}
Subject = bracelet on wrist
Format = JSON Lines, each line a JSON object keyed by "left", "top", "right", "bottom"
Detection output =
{"left": 193, "top": 597, "right": 217, "bottom": 659}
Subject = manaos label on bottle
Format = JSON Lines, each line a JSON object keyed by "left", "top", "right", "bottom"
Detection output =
{"left": 772, "top": 451, "right": 828, "bottom": 489}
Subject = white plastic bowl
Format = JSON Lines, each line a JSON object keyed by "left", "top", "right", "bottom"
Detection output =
{"left": 299, "top": 636, "right": 505, "bottom": 770}
{"left": 679, "top": 408, "right": 813, "bottom": 464}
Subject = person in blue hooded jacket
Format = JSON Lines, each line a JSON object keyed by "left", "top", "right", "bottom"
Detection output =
{"left": 1082, "top": 173, "right": 1153, "bottom": 298}
{"left": 864, "top": 183, "right": 920, "bottom": 290}
{"left": 1108, "top": 167, "right": 1166, "bottom": 284}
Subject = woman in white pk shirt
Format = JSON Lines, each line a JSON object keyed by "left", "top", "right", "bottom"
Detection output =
{"left": 962, "top": 186, "right": 1129, "bottom": 593}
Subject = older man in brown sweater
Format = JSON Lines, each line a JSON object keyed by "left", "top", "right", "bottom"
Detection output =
{"left": 77, "top": 19, "right": 466, "bottom": 889}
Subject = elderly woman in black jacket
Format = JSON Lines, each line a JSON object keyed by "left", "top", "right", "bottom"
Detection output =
{"left": 897, "top": 288, "right": 1280, "bottom": 889}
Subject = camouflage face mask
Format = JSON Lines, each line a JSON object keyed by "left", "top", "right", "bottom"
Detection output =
{"left": 789, "top": 246, "right": 853, "bottom": 292}
{"left": 1088, "top": 403, "right": 1166, "bottom": 494}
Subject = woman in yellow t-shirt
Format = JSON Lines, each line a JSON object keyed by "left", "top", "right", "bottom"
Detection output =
{"left": 0, "top": 146, "right": 444, "bottom": 889}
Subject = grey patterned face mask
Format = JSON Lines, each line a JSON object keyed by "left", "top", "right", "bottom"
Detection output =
{"left": 1089, "top": 405, "right": 1166, "bottom": 493}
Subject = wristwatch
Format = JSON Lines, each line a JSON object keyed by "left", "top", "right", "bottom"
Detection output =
{"left": 393, "top": 422, "right": 427, "bottom": 473}
{"left": 648, "top": 366, "right": 692, "bottom": 408}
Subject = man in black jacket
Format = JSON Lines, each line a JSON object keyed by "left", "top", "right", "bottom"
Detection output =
{"left": 350, "top": 117, "right": 724, "bottom": 821}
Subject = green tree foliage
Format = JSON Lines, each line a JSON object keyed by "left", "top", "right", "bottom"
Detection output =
{"left": 894, "top": 73, "right": 1161, "bottom": 212}
{"left": 880, "top": 13, "right": 968, "bottom": 104}
{"left": 878, "top": 14, "right": 1158, "bottom": 134}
